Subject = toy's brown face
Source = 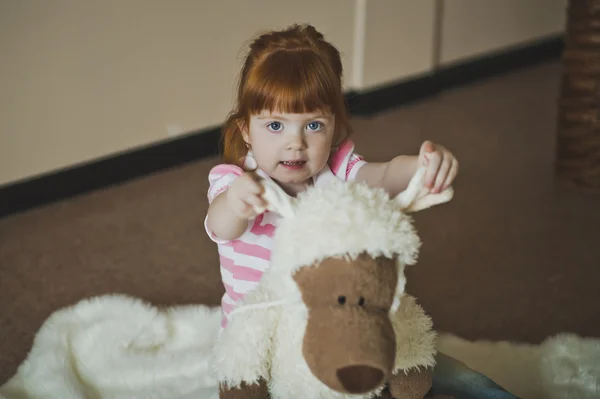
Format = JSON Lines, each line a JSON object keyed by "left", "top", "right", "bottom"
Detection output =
{"left": 292, "top": 252, "right": 398, "bottom": 394}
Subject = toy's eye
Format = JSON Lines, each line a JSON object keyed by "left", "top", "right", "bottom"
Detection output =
{"left": 338, "top": 296, "right": 346, "bottom": 305}
{"left": 358, "top": 297, "right": 365, "bottom": 306}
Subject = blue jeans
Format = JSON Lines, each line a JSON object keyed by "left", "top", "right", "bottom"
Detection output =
{"left": 428, "top": 352, "right": 520, "bottom": 399}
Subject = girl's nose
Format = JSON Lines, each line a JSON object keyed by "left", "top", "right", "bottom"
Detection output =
{"left": 286, "top": 131, "right": 306, "bottom": 150}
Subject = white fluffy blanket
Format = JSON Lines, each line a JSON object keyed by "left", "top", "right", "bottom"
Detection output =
{"left": 1, "top": 295, "right": 598, "bottom": 399}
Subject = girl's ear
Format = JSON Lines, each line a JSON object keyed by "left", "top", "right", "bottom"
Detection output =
{"left": 237, "top": 118, "right": 250, "bottom": 144}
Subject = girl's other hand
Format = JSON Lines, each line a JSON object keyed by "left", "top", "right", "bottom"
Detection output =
{"left": 418, "top": 140, "right": 459, "bottom": 193}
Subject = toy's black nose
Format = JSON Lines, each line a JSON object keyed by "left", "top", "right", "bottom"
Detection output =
{"left": 336, "top": 365, "right": 385, "bottom": 393}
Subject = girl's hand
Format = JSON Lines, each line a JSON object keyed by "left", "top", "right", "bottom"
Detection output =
{"left": 418, "top": 140, "right": 459, "bottom": 193}
{"left": 226, "top": 173, "right": 268, "bottom": 219}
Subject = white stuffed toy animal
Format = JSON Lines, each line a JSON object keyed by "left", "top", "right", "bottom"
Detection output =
{"left": 213, "top": 166, "right": 454, "bottom": 399}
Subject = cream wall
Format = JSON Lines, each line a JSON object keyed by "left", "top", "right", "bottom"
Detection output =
{"left": 360, "top": 0, "right": 437, "bottom": 90}
{"left": 0, "top": 0, "right": 354, "bottom": 186}
{"left": 0, "top": 0, "right": 567, "bottom": 187}
{"left": 439, "top": 0, "right": 568, "bottom": 65}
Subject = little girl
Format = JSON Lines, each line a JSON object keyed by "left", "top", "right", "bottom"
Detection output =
{"left": 205, "top": 23, "right": 517, "bottom": 399}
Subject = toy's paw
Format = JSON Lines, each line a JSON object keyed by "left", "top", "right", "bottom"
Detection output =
{"left": 388, "top": 368, "right": 433, "bottom": 399}
{"left": 219, "top": 378, "right": 270, "bottom": 399}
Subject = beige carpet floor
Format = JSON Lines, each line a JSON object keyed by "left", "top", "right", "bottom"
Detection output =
{"left": 1, "top": 60, "right": 599, "bottom": 384}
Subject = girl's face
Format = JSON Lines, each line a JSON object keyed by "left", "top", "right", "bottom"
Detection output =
{"left": 243, "top": 110, "right": 335, "bottom": 194}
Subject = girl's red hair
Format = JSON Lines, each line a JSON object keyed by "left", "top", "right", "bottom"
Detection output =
{"left": 221, "top": 24, "right": 352, "bottom": 166}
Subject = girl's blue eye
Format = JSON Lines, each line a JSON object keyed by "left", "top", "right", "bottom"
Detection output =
{"left": 307, "top": 121, "right": 323, "bottom": 131}
{"left": 268, "top": 121, "right": 283, "bottom": 131}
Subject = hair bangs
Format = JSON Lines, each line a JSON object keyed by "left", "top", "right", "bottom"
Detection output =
{"left": 243, "top": 50, "right": 341, "bottom": 117}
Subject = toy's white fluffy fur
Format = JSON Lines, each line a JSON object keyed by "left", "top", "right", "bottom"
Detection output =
{"left": 271, "top": 178, "right": 422, "bottom": 272}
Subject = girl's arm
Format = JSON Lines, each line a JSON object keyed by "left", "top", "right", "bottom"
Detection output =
{"left": 355, "top": 141, "right": 459, "bottom": 197}
{"left": 206, "top": 192, "right": 250, "bottom": 241}
{"left": 206, "top": 173, "right": 267, "bottom": 241}
{"left": 355, "top": 155, "right": 420, "bottom": 197}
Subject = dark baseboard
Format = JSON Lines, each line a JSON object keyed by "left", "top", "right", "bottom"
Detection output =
{"left": 0, "top": 35, "right": 564, "bottom": 219}
{"left": 347, "top": 35, "right": 564, "bottom": 116}
{"left": 346, "top": 73, "right": 440, "bottom": 116}
{"left": 435, "top": 35, "right": 565, "bottom": 90}
{"left": 0, "top": 128, "right": 221, "bottom": 219}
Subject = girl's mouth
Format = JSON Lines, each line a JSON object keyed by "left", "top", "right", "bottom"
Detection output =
{"left": 280, "top": 160, "right": 306, "bottom": 169}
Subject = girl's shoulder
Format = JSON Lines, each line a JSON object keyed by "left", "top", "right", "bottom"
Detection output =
{"left": 206, "top": 163, "right": 245, "bottom": 204}
{"left": 329, "top": 139, "right": 366, "bottom": 181}
{"left": 208, "top": 164, "right": 245, "bottom": 181}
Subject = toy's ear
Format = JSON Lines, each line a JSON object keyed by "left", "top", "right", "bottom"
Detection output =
{"left": 394, "top": 166, "right": 454, "bottom": 212}
{"left": 253, "top": 177, "right": 296, "bottom": 218}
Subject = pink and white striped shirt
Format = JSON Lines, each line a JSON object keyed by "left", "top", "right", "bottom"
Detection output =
{"left": 204, "top": 140, "right": 366, "bottom": 328}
